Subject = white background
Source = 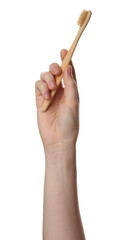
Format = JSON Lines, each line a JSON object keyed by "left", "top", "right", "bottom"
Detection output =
{"left": 0, "top": 0, "right": 127, "bottom": 239}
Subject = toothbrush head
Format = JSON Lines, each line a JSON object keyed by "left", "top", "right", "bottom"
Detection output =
{"left": 77, "top": 9, "right": 92, "bottom": 27}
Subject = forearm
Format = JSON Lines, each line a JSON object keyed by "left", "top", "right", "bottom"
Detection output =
{"left": 43, "top": 143, "right": 85, "bottom": 240}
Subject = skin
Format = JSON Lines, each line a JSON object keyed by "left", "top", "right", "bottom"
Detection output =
{"left": 35, "top": 49, "right": 85, "bottom": 240}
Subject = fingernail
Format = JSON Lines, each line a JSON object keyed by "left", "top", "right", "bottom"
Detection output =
{"left": 49, "top": 81, "right": 56, "bottom": 88}
{"left": 45, "top": 91, "right": 50, "bottom": 99}
{"left": 67, "top": 66, "right": 72, "bottom": 75}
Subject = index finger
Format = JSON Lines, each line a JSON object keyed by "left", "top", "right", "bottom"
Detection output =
{"left": 49, "top": 63, "right": 62, "bottom": 76}
{"left": 60, "top": 49, "right": 77, "bottom": 82}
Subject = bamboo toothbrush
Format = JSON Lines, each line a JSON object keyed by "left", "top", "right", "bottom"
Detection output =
{"left": 42, "top": 9, "right": 92, "bottom": 112}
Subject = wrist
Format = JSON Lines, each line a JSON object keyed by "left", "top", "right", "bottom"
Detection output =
{"left": 44, "top": 142, "right": 77, "bottom": 184}
{"left": 44, "top": 141, "right": 77, "bottom": 165}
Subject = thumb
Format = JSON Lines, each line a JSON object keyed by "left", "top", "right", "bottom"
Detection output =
{"left": 63, "top": 65, "right": 78, "bottom": 106}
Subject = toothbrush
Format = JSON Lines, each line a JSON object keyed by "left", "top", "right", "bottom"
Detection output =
{"left": 42, "top": 9, "right": 92, "bottom": 112}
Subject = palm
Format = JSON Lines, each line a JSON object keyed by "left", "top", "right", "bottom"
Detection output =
{"left": 36, "top": 80, "right": 79, "bottom": 147}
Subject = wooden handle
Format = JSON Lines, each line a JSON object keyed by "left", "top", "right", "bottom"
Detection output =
{"left": 41, "top": 11, "right": 91, "bottom": 112}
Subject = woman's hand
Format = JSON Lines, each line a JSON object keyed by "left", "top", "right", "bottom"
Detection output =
{"left": 35, "top": 49, "right": 79, "bottom": 152}
{"left": 35, "top": 50, "right": 85, "bottom": 240}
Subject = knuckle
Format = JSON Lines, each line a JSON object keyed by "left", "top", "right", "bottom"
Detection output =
{"left": 49, "top": 62, "right": 58, "bottom": 69}
{"left": 49, "top": 63, "right": 61, "bottom": 74}
{"left": 41, "top": 81, "right": 48, "bottom": 91}
{"left": 40, "top": 72, "right": 46, "bottom": 80}
{"left": 44, "top": 72, "right": 54, "bottom": 83}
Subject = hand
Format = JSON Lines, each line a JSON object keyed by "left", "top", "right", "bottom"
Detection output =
{"left": 35, "top": 49, "right": 79, "bottom": 152}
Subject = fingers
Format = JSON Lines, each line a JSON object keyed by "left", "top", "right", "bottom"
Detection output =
{"left": 49, "top": 63, "right": 62, "bottom": 76}
{"left": 60, "top": 49, "right": 77, "bottom": 82}
{"left": 40, "top": 63, "right": 62, "bottom": 90}
{"left": 35, "top": 80, "right": 50, "bottom": 99}
{"left": 36, "top": 63, "right": 62, "bottom": 101}
{"left": 63, "top": 65, "right": 79, "bottom": 106}
{"left": 60, "top": 49, "right": 68, "bottom": 62}
{"left": 35, "top": 49, "right": 79, "bottom": 110}
{"left": 40, "top": 72, "right": 57, "bottom": 90}
{"left": 60, "top": 49, "right": 79, "bottom": 103}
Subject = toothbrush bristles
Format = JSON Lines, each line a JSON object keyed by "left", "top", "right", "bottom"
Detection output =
{"left": 77, "top": 9, "right": 88, "bottom": 26}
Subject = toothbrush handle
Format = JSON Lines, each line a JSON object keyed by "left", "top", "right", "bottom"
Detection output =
{"left": 41, "top": 11, "right": 91, "bottom": 112}
{"left": 41, "top": 52, "right": 74, "bottom": 112}
{"left": 41, "top": 30, "right": 83, "bottom": 113}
